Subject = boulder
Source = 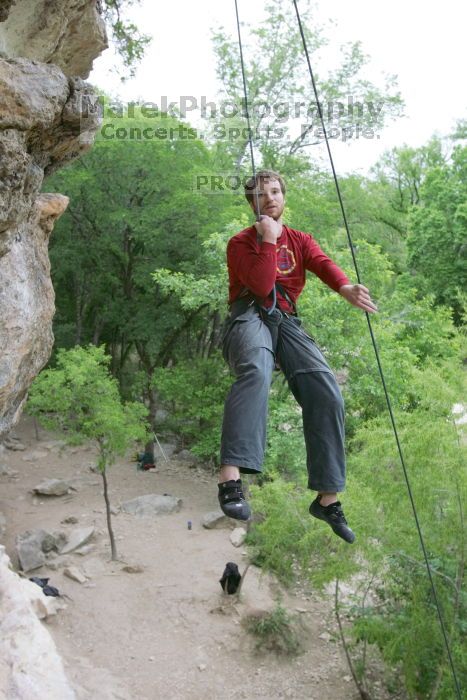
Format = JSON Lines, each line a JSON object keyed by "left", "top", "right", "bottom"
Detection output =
{"left": 40, "top": 532, "right": 59, "bottom": 553}
{"left": 50, "top": 530, "right": 67, "bottom": 551}
{"left": 121, "top": 494, "right": 182, "bottom": 517}
{"left": 59, "top": 526, "right": 94, "bottom": 554}
{"left": 0, "top": 0, "right": 108, "bottom": 79}
{"left": 202, "top": 511, "right": 232, "bottom": 530}
{"left": 0, "top": 545, "right": 74, "bottom": 698}
{"left": 16, "top": 529, "right": 68, "bottom": 571}
{"left": 33, "top": 478, "right": 72, "bottom": 496}
{"left": 16, "top": 529, "right": 50, "bottom": 571}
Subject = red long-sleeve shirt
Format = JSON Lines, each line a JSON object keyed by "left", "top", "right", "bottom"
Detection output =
{"left": 227, "top": 225, "right": 350, "bottom": 313}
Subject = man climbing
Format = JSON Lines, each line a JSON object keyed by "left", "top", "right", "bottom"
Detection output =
{"left": 217, "top": 170, "right": 378, "bottom": 543}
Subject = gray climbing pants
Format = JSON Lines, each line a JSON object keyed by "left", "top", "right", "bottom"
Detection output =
{"left": 220, "top": 303, "right": 346, "bottom": 492}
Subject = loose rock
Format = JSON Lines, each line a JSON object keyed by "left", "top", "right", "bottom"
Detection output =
{"left": 319, "top": 632, "right": 332, "bottom": 643}
{"left": 230, "top": 527, "right": 247, "bottom": 548}
{"left": 46, "top": 557, "right": 72, "bottom": 571}
{"left": 22, "top": 449, "right": 49, "bottom": 462}
{"left": 59, "top": 526, "right": 95, "bottom": 554}
{"left": 63, "top": 566, "right": 88, "bottom": 584}
{"left": 121, "top": 494, "right": 182, "bottom": 517}
{"left": 122, "top": 565, "right": 144, "bottom": 574}
{"left": 3, "top": 436, "right": 26, "bottom": 451}
{"left": 33, "top": 478, "right": 72, "bottom": 496}
{"left": 202, "top": 511, "right": 232, "bottom": 530}
{"left": 40, "top": 440, "right": 66, "bottom": 451}
{"left": 16, "top": 529, "right": 50, "bottom": 571}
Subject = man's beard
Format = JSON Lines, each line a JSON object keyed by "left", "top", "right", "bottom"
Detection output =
{"left": 261, "top": 205, "right": 284, "bottom": 220}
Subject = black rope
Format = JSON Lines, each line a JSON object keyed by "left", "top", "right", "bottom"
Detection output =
{"left": 291, "top": 1, "right": 462, "bottom": 696}
{"left": 233, "top": 0, "right": 261, "bottom": 222}
{"left": 233, "top": 0, "right": 277, "bottom": 312}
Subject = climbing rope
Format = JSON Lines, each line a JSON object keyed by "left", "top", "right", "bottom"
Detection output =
{"left": 233, "top": 0, "right": 261, "bottom": 222}
{"left": 233, "top": 1, "right": 462, "bottom": 696}
{"left": 234, "top": 0, "right": 277, "bottom": 313}
{"left": 291, "top": 3, "right": 461, "bottom": 696}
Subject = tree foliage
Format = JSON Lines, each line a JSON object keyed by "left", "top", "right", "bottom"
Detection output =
{"left": 407, "top": 143, "right": 467, "bottom": 322}
{"left": 27, "top": 345, "right": 148, "bottom": 559}
{"left": 39, "top": 11, "right": 467, "bottom": 692}
{"left": 45, "top": 110, "right": 237, "bottom": 427}
{"left": 100, "top": 0, "right": 152, "bottom": 79}
{"left": 208, "top": 0, "right": 403, "bottom": 170}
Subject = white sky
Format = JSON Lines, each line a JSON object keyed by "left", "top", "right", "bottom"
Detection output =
{"left": 90, "top": 0, "right": 467, "bottom": 175}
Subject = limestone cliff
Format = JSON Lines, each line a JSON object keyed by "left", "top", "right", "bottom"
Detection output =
{"left": 0, "top": 2, "right": 110, "bottom": 695}
{"left": 0, "top": 0, "right": 107, "bottom": 438}
{"left": 0, "top": 0, "right": 107, "bottom": 78}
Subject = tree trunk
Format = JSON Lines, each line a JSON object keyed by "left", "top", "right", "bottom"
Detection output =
{"left": 147, "top": 384, "right": 158, "bottom": 432}
{"left": 101, "top": 466, "right": 117, "bottom": 561}
{"left": 93, "top": 316, "right": 103, "bottom": 345}
{"left": 207, "top": 311, "right": 222, "bottom": 356}
{"left": 75, "top": 295, "right": 83, "bottom": 345}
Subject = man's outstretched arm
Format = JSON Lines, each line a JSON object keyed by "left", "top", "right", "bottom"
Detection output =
{"left": 338, "top": 284, "right": 378, "bottom": 313}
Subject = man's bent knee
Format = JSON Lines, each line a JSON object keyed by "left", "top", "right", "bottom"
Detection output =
{"left": 231, "top": 347, "right": 274, "bottom": 383}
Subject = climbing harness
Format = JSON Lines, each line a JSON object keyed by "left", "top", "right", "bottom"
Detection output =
{"left": 233, "top": 1, "right": 462, "bottom": 696}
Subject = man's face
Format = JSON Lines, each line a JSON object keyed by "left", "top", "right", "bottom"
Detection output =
{"left": 249, "top": 178, "right": 285, "bottom": 220}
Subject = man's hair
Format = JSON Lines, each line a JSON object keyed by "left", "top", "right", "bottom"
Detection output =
{"left": 244, "top": 169, "right": 286, "bottom": 205}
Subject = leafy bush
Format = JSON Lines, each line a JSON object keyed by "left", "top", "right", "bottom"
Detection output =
{"left": 248, "top": 354, "right": 466, "bottom": 698}
{"left": 27, "top": 345, "right": 149, "bottom": 559}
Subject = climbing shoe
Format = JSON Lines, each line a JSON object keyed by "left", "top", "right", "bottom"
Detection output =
{"left": 218, "top": 479, "right": 251, "bottom": 521}
{"left": 309, "top": 497, "right": 355, "bottom": 544}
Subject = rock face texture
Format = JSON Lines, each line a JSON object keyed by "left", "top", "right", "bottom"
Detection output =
{"left": 0, "top": 2, "right": 108, "bottom": 695}
{"left": 0, "top": 191, "right": 69, "bottom": 435}
{"left": 0, "top": 1, "right": 105, "bottom": 438}
{"left": 0, "top": 546, "right": 75, "bottom": 699}
{"left": 0, "top": 0, "right": 107, "bottom": 78}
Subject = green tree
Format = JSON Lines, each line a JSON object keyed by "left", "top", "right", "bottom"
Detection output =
{"left": 27, "top": 345, "right": 148, "bottom": 560}
{"left": 44, "top": 110, "right": 235, "bottom": 426}
{"left": 406, "top": 142, "right": 467, "bottom": 322}
{"left": 208, "top": 0, "right": 403, "bottom": 170}
{"left": 100, "top": 0, "right": 152, "bottom": 79}
{"left": 372, "top": 137, "right": 446, "bottom": 212}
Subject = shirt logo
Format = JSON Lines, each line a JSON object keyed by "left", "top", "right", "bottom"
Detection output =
{"left": 276, "top": 245, "right": 296, "bottom": 275}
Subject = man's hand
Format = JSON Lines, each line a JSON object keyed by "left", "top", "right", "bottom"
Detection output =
{"left": 254, "top": 215, "right": 282, "bottom": 244}
{"left": 339, "top": 284, "right": 378, "bottom": 313}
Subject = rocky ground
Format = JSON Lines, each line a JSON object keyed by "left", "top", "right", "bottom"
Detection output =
{"left": 0, "top": 416, "right": 366, "bottom": 700}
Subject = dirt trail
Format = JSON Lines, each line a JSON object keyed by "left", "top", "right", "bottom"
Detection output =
{"left": 0, "top": 417, "right": 357, "bottom": 699}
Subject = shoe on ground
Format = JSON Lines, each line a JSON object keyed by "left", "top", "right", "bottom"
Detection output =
{"left": 309, "top": 497, "right": 355, "bottom": 544}
{"left": 218, "top": 479, "right": 251, "bottom": 521}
